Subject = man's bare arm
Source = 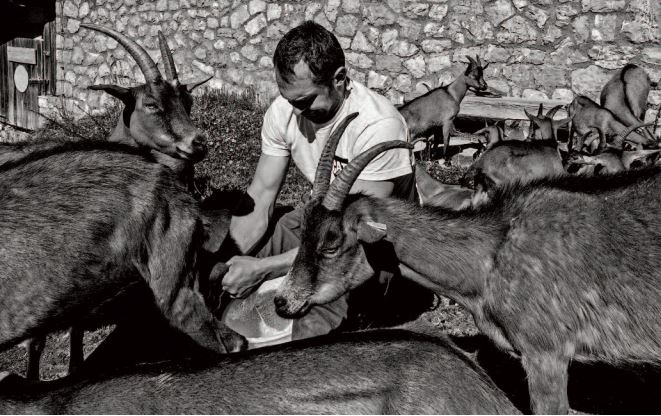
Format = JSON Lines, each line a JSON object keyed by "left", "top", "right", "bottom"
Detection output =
{"left": 230, "top": 153, "right": 289, "bottom": 254}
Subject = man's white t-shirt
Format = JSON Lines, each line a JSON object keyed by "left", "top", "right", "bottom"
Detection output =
{"left": 261, "top": 79, "right": 413, "bottom": 199}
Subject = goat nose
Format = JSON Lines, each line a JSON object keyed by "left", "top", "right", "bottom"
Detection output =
{"left": 273, "top": 296, "right": 287, "bottom": 310}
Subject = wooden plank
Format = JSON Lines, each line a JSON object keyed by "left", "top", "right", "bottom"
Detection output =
{"left": 44, "top": 21, "right": 56, "bottom": 95}
{"left": 7, "top": 46, "right": 36, "bottom": 64}
{"left": 0, "top": 43, "right": 7, "bottom": 120}
{"left": 459, "top": 96, "right": 569, "bottom": 120}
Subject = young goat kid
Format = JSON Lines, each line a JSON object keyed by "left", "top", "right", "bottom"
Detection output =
{"left": 399, "top": 55, "right": 489, "bottom": 165}
{"left": 274, "top": 114, "right": 661, "bottom": 414}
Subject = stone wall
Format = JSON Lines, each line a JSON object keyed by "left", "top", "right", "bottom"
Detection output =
{"left": 53, "top": 0, "right": 661, "bottom": 116}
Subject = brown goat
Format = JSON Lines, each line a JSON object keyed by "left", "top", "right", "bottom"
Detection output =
{"left": 0, "top": 143, "right": 246, "bottom": 380}
{"left": 600, "top": 64, "right": 656, "bottom": 144}
{"left": 274, "top": 120, "right": 661, "bottom": 414}
{"left": 0, "top": 329, "right": 520, "bottom": 414}
{"left": 399, "top": 56, "right": 489, "bottom": 165}
{"left": 81, "top": 24, "right": 213, "bottom": 185}
{"left": 567, "top": 95, "right": 656, "bottom": 151}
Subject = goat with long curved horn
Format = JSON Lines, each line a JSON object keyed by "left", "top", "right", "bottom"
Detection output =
{"left": 545, "top": 105, "right": 563, "bottom": 119}
{"left": 309, "top": 113, "right": 359, "bottom": 200}
{"left": 322, "top": 141, "right": 412, "bottom": 211}
{"left": 158, "top": 30, "right": 178, "bottom": 82}
{"left": 80, "top": 24, "right": 161, "bottom": 82}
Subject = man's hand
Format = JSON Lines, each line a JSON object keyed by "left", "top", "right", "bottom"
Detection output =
{"left": 222, "top": 256, "right": 268, "bottom": 299}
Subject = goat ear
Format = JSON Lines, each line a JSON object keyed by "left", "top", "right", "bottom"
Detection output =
{"left": 185, "top": 75, "right": 214, "bottom": 92}
{"left": 357, "top": 221, "right": 387, "bottom": 244}
{"left": 88, "top": 84, "right": 134, "bottom": 106}
{"left": 524, "top": 109, "right": 541, "bottom": 126}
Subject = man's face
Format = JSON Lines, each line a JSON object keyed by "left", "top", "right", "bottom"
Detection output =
{"left": 276, "top": 60, "right": 345, "bottom": 124}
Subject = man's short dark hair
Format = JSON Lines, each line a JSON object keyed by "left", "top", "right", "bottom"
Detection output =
{"left": 273, "top": 21, "right": 345, "bottom": 86}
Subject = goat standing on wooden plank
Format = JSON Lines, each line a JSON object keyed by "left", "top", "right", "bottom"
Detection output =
{"left": 399, "top": 55, "right": 489, "bottom": 166}
{"left": 0, "top": 329, "right": 519, "bottom": 414}
{"left": 0, "top": 143, "right": 247, "bottom": 371}
{"left": 273, "top": 127, "right": 661, "bottom": 414}
{"left": 600, "top": 63, "right": 657, "bottom": 145}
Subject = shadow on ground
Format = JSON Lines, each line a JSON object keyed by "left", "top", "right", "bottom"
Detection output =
{"left": 453, "top": 334, "right": 661, "bottom": 415}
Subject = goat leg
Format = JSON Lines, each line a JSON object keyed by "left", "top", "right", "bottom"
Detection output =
{"left": 522, "top": 352, "right": 570, "bottom": 414}
{"left": 68, "top": 326, "right": 84, "bottom": 375}
{"left": 442, "top": 122, "right": 453, "bottom": 166}
{"left": 24, "top": 337, "right": 45, "bottom": 380}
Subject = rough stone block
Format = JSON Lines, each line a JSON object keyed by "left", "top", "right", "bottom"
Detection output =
{"left": 484, "top": 0, "right": 515, "bottom": 26}
{"left": 335, "top": 14, "right": 360, "bottom": 36}
{"left": 581, "top": 0, "right": 626, "bottom": 12}
{"left": 571, "top": 65, "right": 610, "bottom": 99}
{"left": 497, "top": 16, "right": 538, "bottom": 43}
{"left": 363, "top": 3, "right": 397, "bottom": 26}
{"left": 351, "top": 31, "right": 375, "bottom": 52}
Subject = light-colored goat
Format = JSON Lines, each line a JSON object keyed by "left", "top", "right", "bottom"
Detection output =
{"left": 274, "top": 117, "right": 661, "bottom": 414}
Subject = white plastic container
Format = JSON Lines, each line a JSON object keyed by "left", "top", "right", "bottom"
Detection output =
{"left": 220, "top": 276, "right": 293, "bottom": 349}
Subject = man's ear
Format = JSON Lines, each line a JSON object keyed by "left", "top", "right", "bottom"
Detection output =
{"left": 357, "top": 221, "right": 387, "bottom": 243}
{"left": 332, "top": 66, "right": 347, "bottom": 89}
{"left": 88, "top": 84, "right": 134, "bottom": 107}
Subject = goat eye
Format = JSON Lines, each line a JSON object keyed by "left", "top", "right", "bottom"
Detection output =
{"left": 145, "top": 103, "right": 159, "bottom": 111}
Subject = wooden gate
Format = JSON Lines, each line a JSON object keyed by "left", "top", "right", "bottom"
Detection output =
{"left": 0, "top": 22, "right": 56, "bottom": 130}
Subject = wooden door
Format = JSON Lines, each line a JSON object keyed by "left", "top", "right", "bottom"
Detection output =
{"left": 0, "top": 22, "right": 55, "bottom": 130}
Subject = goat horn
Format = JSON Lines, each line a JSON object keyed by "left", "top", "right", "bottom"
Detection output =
{"left": 524, "top": 108, "right": 535, "bottom": 120}
{"left": 322, "top": 141, "right": 412, "bottom": 211}
{"left": 81, "top": 24, "right": 161, "bottom": 83}
{"left": 158, "top": 31, "right": 178, "bottom": 82}
{"left": 310, "top": 112, "right": 359, "bottom": 201}
{"left": 410, "top": 137, "right": 428, "bottom": 147}
{"left": 545, "top": 105, "right": 563, "bottom": 119}
{"left": 614, "top": 122, "right": 656, "bottom": 146}
{"left": 475, "top": 55, "right": 482, "bottom": 67}
{"left": 536, "top": 103, "right": 543, "bottom": 117}
{"left": 465, "top": 55, "right": 476, "bottom": 66}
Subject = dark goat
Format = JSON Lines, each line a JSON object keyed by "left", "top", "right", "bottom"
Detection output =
{"left": 525, "top": 104, "right": 570, "bottom": 142}
{"left": 3, "top": 26, "right": 216, "bottom": 379}
{"left": 399, "top": 55, "right": 489, "bottom": 165}
{"left": 274, "top": 123, "right": 661, "bottom": 414}
{"left": 0, "top": 329, "right": 519, "bottom": 414}
{"left": 600, "top": 64, "right": 656, "bottom": 144}
{"left": 81, "top": 24, "right": 211, "bottom": 175}
{"left": 0, "top": 143, "right": 246, "bottom": 366}
{"left": 462, "top": 106, "right": 567, "bottom": 196}
{"left": 567, "top": 95, "right": 655, "bottom": 151}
